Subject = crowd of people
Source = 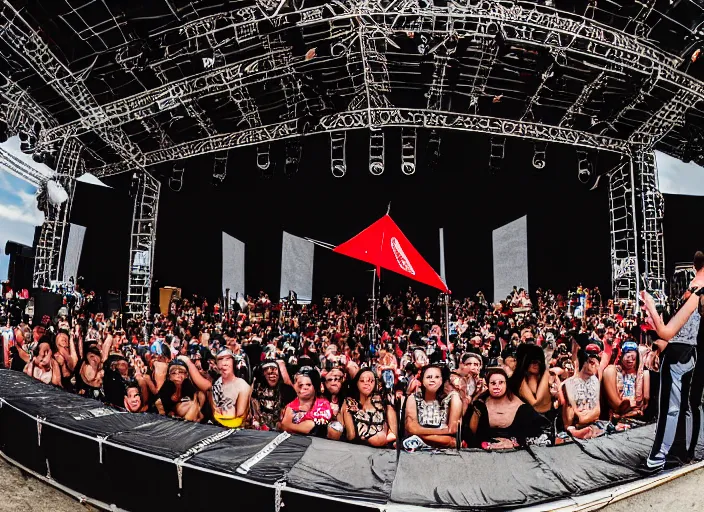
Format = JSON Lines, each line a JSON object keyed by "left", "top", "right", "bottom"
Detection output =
{"left": 0, "top": 271, "right": 699, "bottom": 460}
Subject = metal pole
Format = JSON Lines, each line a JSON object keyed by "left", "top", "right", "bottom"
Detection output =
{"left": 628, "top": 154, "right": 642, "bottom": 301}
{"left": 225, "top": 288, "right": 230, "bottom": 326}
{"left": 439, "top": 228, "right": 446, "bottom": 284}
{"left": 444, "top": 293, "right": 450, "bottom": 347}
{"left": 371, "top": 269, "right": 377, "bottom": 348}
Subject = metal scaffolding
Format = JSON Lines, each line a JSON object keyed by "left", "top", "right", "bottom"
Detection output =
{"left": 32, "top": 138, "right": 82, "bottom": 288}
{"left": 126, "top": 171, "right": 160, "bottom": 319}
{"left": 5, "top": 0, "right": 701, "bottom": 309}
{"left": 634, "top": 149, "right": 667, "bottom": 303}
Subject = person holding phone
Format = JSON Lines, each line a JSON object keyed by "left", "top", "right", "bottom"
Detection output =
{"left": 641, "top": 251, "right": 704, "bottom": 470}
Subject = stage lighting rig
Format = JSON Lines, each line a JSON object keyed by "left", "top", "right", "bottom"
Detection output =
{"left": 426, "top": 130, "right": 441, "bottom": 170}
{"left": 401, "top": 127, "right": 417, "bottom": 175}
{"left": 169, "top": 164, "right": 184, "bottom": 192}
{"left": 284, "top": 140, "right": 302, "bottom": 178}
{"left": 577, "top": 151, "right": 592, "bottom": 184}
{"left": 330, "top": 132, "right": 347, "bottom": 178}
{"left": 532, "top": 142, "right": 547, "bottom": 170}
{"left": 212, "top": 152, "right": 228, "bottom": 186}
{"left": 257, "top": 144, "right": 273, "bottom": 179}
{"left": 489, "top": 137, "right": 505, "bottom": 174}
{"left": 369, "top": 130, "right": 385, "bottom": 176}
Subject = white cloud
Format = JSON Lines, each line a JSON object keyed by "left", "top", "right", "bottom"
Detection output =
{"left": 0, "top": 168, "right": 43, "bottom": 281}
{"left": 656, "top": 151, "right": 704, "bottom": 196}
{"left": 0, "top": 201, "right": 44, "bottom": 225}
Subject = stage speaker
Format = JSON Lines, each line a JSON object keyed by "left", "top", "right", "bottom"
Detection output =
{"left": 4, "top": 241, "right": 34, "bottom": 292}
{"left": 159, "top": 287, "right": 182, "bottom": 315}
{"left": 32, "top": 290, "right": 64, "bottom": 323}
{"left": 106, "top": 292, "right": 122, "bottom": 315}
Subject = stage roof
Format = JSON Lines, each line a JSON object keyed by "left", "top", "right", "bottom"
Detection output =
{"left": 2, "top": 0, "right": 704, "bottom": 177}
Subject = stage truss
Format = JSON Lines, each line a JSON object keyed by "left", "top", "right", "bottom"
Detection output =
{"left": 3, "top": 0, "right": 704, "bottom": 312}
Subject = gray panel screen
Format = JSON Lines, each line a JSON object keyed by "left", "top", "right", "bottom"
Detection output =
{"left": 62, "top": 223, "right": 86, "bottom": 283}
{"left": 280, "top": 232, "right": 314, "bottom": 303}
{"left": 492, "top": 216, "right": 529, "bottom": 304}
{"left": 222, "top": 232, "right": 245, "bottom": 299}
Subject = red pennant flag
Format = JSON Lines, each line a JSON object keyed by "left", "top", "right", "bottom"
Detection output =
{"left": 334, "top": 214, "right": 448, "bottom": 292}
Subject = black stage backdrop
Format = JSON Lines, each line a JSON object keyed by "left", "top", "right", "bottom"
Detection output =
{"left": 71, "top": 134, "right": 704, "bottom": 303}
{"left": 71, "top": 180, "right": 132, "bottom": 296}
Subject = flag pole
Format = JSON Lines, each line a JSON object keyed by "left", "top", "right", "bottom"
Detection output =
{"left": 372, "top": 268, "right": 377, "bottom": 347}
{"left": 440, "top": 228, "right": 450, "bottom": 352}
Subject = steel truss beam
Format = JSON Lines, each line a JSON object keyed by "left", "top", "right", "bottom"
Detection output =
{"left": 0, "top": 73, "right": 58, "bottom": 135}
{"left": 0, "top": 3, "right": 146, "bottom": 168}
{"left": 127, "top": 171, "right": 160, "bottom": 318}
{"left": 0, "top": 146, "right": 45, "bottom": 188}
{"left": 633, "top": 149, "right": 666, "bottom": 303}
{"left": 91, "top": 108, "right": 631, "bottom": 177}
{"left": 32, "top": 138, "right": 82, "bottom": 288}
{"left": 608, "top": 158, "right": 639, "bottom": 304}
{"left": 34, "top": 1, "right": 704, "bottom": 152}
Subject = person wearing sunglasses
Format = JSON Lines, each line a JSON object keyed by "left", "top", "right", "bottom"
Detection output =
{"left": 602, "top": 340, "right": 650, "bottom": 421}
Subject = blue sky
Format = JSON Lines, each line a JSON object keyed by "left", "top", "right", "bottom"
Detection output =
{"left": 0, "top": 168, "right": 43, "bottom": 281}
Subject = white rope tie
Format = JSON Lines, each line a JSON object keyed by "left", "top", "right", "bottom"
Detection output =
{"left": 176, "top": 463, "right": 183, "bottom": 494}
{"left": 274, "top": 478, "right": 286, "bottom": 512}
{"left": 36, "top": 417, "right": 44, "bottom": 446}
{"left": 171, "top": 429, "right": 234, "bottom": 495}
{"left": 97, "top": 435, "right": 108, "bottom": 464}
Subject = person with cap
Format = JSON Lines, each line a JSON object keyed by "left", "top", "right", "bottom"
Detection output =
{"left": 642, "top": 253, "right": 704, "bottom": 469}
{"left": 179, "top": 347, "right": 250, "bottom": 428}
{"left": 560, "top": 343, "right": 603, "bottom": 439}
{"left": 602, "top": 340, "right": 650, "bottom": 421}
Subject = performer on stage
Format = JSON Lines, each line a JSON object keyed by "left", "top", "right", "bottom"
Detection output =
{"left": 642, "top": 251, "right": 704, "bottom": 469}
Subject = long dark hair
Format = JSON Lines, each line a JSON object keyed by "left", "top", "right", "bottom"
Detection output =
{"left": 346, "top": 368, "right": 378, "bottom": 402}
{"left": 418, "top": 364, "right": 448, "bottom": 402}
{"left": 508, "top": 343, "right": 546, "bottom": 396}
{"left": 486, "top": 367, "right": 513, "bottom": 400}
{"left": 294, "top": 367, "right": 322, "bottom": 398}
{"left": 322, "top": 367, "right": 346, "bottom": 402}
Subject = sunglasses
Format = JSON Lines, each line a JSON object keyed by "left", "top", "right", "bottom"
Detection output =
{"left": 325, "top": 376, "right": 342, "bottom": 382}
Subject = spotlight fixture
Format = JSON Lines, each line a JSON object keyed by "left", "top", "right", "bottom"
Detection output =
{"left": 284, "top": 140, "right": 302, "bottom": 178}
{"left": 169, "top": 165, "right": 184, "bottom": 192}
{"left": 369, "top": 130, "right": 385, "bottom": 176}
{"left": 212, "top": 152, "right": 228, "bottom": 186}
{"left": 489, "top": 137, "right": 505, "bottom": 174}
{"left": 401, "top": 127, "right": 417, "bottom": 175}
{"left": 577, "top": 150, "right": 592, "bottom": 183}
{"left": 426, "top": 129, "right": 441, "bottom": 170}
{"left": 330, "top": 132, "right": 347, "bottom": 178}
{"left": 532, "top": 142, "right": 547, "bottom": 169}
{"left": 129, "top": 172, "right": 140, "bottom": 198}
{"left": 257, "top": 144, "right": 273, "bottom": 178}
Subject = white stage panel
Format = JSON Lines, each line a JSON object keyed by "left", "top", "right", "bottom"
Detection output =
{"left": 280, "top": 232, "right": 314, "bottom": 303}
{"left": 492, "top": 215, "right": 529, "bottom": 304}
{"left": 222, "top": 232, "right": 245, "bottom": 300}
{"left": 62, "top": 223, "right": 86, "bottom": 283}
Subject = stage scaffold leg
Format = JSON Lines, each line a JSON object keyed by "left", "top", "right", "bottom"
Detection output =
{"left": 32, "top": 138, "right": 82, "bottom": 288}
{"left": 608, "top": 157, "right": 640, "bottom": 305}
{"left": 126, "top": 171, "right": 160, "bottom": 319}
{"left": 633, "top": 149, "right": 667, "bottom": 305}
